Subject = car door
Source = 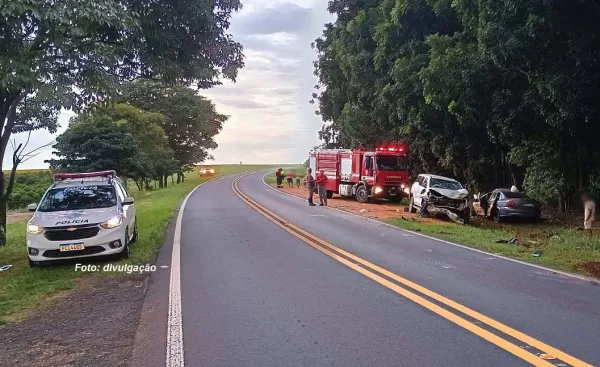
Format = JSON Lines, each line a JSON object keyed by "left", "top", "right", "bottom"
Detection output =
{"left": 116, "top": 182, "right": 135, "bottom": 234}
{"left": 415, "top": 176, "right": 429, "bottom": 207}
{"left": 487, "top": 190, "right": 498, "bottom": 215}
{"left": 412, "top": 175, "right": 423, "bottom": 206}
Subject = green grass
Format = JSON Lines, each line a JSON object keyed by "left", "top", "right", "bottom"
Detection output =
{"left": 0, "top": 164, "right": 275, "bottom": 324}
{"left": 264, "top": 165, "right": 307, "bottom": 185}
{"left": 387, "top": 218, "right": 600, "bottom": 278}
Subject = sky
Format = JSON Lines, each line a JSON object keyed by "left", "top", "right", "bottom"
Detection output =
{"left": 7, "top": 0, "right": 333, "bottom": 169}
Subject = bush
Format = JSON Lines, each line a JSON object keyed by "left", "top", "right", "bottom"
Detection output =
{"left": 6, "top": 171, "right": 53, "bottom": 210}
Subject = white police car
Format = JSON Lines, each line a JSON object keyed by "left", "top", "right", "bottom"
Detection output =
{"left": 26, "top": 171, "right": 137, "bottom": 266}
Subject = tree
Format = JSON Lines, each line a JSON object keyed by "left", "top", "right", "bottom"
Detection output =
{"left": 46, "top": 109, "right": 142, "bottom": 176}
{"left": 0, "top": 0, "right": 243, "bottom": 244}
{"left": 47, "top": 104, "right": 177, "bottom": 191}
{"left": 121, "top": 80, "right": 228, "bottom": 182}
{"left": 312, "top": 0, "right": 600, "bottom": 210}
{"left": 96, "top": 104, "right": 177, "bottom": 190}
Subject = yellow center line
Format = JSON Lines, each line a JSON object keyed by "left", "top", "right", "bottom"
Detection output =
{"left": 232, "top": 176, "right": 592, "bottom": 367}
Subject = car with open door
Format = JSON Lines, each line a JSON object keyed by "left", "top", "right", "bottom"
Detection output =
{"left": 484, "top": 189, "right": 541, "bottom": 223}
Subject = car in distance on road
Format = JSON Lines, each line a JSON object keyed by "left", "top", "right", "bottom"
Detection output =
{"left": 199, "top": 166, "right": 216, "bottom": 176}
{"left": 482, "top": 189, "right": 541, "bottom": 223}
{"left": 409, "top": 174, "right": 471, "bottom": 223}
{"left": 26, "top": 171, "right": 137, "bottom": 267}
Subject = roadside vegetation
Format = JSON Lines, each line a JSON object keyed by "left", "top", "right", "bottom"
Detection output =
{"left": 387, "top": 218, "right": 600, "bottom": 278}
{"left": 311, "top": 0, "right": 600, "bottom": 213}
{"left": 0, "top": 0, "right": 244, "bottom": 246}
{"left": 0, "top": 165, "right": 275, "bottom": 324}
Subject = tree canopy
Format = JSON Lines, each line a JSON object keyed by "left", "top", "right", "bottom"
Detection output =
{"left": 312, "top": 0, "right": 600, "bottom": 210}
{"left": 0, "top": 0, "right": 243, "bottom": 243}
{"left": 121, "top": 80, "right": 227, "bottom": 180}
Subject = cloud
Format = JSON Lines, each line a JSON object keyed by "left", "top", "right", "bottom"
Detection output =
{"left": 216, "top": 99, "right": 269, "bottom": 110}
{"left": 234, "top": 3, "right": 312, "bottom": 35}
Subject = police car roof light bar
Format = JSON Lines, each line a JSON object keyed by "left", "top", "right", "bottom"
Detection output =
{"left": 53, "top": 170, "right": 116, "bottom": 182}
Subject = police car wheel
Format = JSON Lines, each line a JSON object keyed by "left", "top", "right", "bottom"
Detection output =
{"left": 121, "top": 228, "right": 131, "bottom": 259}
{"left": 131, "top": 221, "right": 138, "bottom": 243}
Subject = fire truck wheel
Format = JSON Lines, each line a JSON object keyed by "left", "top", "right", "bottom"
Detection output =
{"left": 408, "top": 196, "right": 417, "bottom": 213}
{"left": 326, "top": 190, "right": 333, "bottom": 199}
{"left": 355, "top": 185, "right": 369, "bottom": 203}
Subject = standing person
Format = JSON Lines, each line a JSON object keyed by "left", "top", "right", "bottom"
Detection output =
{"left": 306, "top": 168, "right": 316, "bottom": 206}
{"left": 295, "top": 171, "right": 302, "bottom": 187}
{"left": 316, "top": 170, "right": 329, "bottom": 206}
{"left": 275, "top": 168, "right": 283, "bottom": 188}
{"left": 582, "top": 192, "right": 596, "bottom": 236}
{"left": 286, "top": 170, "right": 294, "bottom": 188}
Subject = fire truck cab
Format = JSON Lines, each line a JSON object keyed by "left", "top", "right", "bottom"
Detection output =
{"left": 309, "top": 144, "right": 409, "bottom": 203}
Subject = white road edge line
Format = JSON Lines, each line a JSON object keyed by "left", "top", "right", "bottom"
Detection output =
{"left": 166, "top": 176, "right": 218, "bottom": 367}
{"left": 257, "top": 172, "right": 598, "bottom": 284}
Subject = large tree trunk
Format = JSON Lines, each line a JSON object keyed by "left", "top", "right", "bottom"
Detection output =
{"left": 176, "top": 172, "right": 182, "bottom": 184}
{"left": 163, "top": 175, "right": 168, "bottom": 188}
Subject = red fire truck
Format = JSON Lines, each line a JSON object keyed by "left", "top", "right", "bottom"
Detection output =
{"left": 309, "top": 144, "right": 410, "bottom": 203}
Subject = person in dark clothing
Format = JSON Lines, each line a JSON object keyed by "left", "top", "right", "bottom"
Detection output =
{"left": 275, "top": 168, "right": 283, "bottom": 188}
{"left": 306, "top": 168, "right": 316, "bottom": 206}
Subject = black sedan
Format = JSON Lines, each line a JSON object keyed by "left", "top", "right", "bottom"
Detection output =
{"left": 480, "top": 189, "right": 541, "bottom": 222}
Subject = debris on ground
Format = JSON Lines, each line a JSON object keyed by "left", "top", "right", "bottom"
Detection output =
{"left": 527, "top": 240, "right": 539, "bottom": 245}
{"left": 0, "top": 264, "right": 12, "bottom": 272}
{"left": 359, "top": 209, "right": 367, "bottom": 213}
{"left": 574, "top": 262, "right": 600, "bottom": 278}
{"left": 532, "top": 250, "right": 543, "bottom": 257}
{"left": 496, "top": 238, "right": 520, "bottom": 245}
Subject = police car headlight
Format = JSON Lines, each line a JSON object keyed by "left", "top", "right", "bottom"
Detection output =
{"left": 101, "top": 216, "right": 123, "bottom": 229}
{"left": 27, "top": 224, "right": 43, "bottom": 235}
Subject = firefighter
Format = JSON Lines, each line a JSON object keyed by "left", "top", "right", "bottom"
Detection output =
{"left": 316, "top": 170, "right": 328, "bottom": 206}
{"left": 306, "top": 168, "right": 316, "bottom": 206}
{"left": 275, "top": 168, "right": 283, "bottom": 188}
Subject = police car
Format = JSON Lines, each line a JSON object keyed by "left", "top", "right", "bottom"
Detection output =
{"left": 26, "top": 171, "right": 137, "bottom": 266}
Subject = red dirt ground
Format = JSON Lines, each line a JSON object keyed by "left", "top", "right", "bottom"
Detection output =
{"left": 274, "top": 185, "right": 444, "bottom": 223}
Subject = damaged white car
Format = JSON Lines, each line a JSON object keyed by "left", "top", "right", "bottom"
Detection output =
{"left": 408, "top": 174, "right": 471, "bottom": 224}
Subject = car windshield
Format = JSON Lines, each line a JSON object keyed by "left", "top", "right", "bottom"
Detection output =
{"left": 501, "top": 192, "right": 530, "bottom": 199}
{"left": 376, "top": 155, "right": 408, "bottom": 171}
{"left": 38, "top": 185, "right": 117, "bottom": 212}
{"left": 430, "top": 178, "right": 463, "bottom": 190}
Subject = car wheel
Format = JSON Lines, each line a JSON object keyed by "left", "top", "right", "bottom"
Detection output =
{"left": 493, "top": 209, "right": 502, "bottom": 223}
{"left": 355, "top": 185, "right": 368, "bottom": 203}
{"left": 408, "top": 196, "right": 417, "bottom": 213}
{"left": 121, "top": 228, "right": 131, "bottom": 259}
{"left": 462, "top": 210, "right": 471, "bottom": 225}
{"left": 131, "top": 220, "right": 138, "bottom": 243}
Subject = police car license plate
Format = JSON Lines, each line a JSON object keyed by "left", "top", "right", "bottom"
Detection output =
{"left": 59, "top": 243, "right": 84, "bottom": 252}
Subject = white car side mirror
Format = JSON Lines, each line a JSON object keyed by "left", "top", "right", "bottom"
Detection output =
{"left": 28, "top": 203, "right": 37, "bottom": 212}
{"left": 122, "top": 197, "right": 135, "bottom": 206}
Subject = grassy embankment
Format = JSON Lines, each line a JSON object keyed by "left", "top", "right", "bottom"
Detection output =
{"left": 0, "top": 164, "right": 275, "bottom": 324}
{"left": 387, "top": 217, "right": 600, "bottom": 278}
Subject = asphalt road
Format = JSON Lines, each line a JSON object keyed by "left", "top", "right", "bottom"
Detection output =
{"left": 174, "top": 172, "right": 599, "bottom": 367}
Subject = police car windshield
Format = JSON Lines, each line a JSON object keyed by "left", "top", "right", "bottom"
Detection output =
{"left": 38, "top": 185, "right": 117, "bottom": 212}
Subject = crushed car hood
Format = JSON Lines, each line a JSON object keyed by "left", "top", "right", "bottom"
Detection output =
{"left": 429, "top": 188, "right": 469, "bottom": 200}
{"left": 30, "top": 207, "right": 119, "bottom": 227}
